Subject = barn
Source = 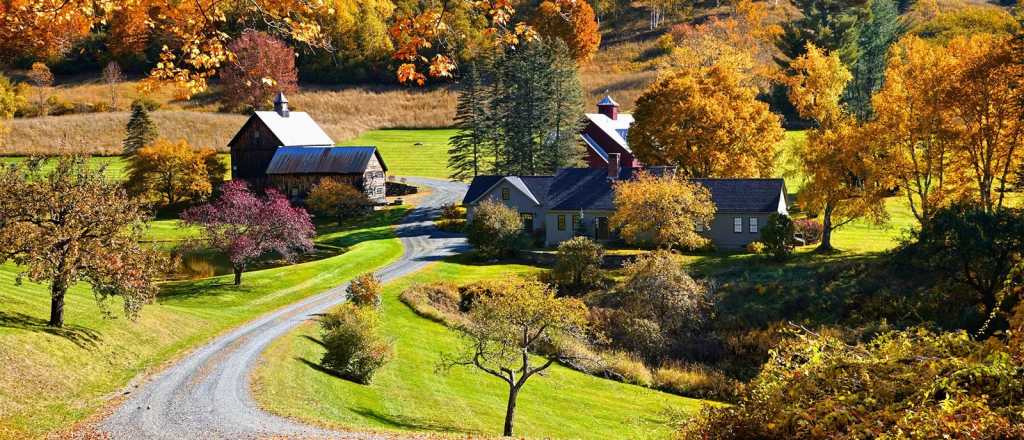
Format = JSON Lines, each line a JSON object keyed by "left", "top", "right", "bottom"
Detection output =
{"left": 227, "top": 92, "right": 388, "bottom": 203}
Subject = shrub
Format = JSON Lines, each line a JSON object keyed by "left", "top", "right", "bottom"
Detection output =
{"left": 307, "top": 178, "right": 372, "bottom": 221}
{"left": 551, "top": 236, "right": 605, "bottom": 295}
{"left": 745, "top": 241, "right": 765, "bottom": 254}
{"left": 347, "top": 272, "right": 382, "bottom": 308}
{"left": 653, "top": 363, "right": 737, "bottom": 400}
{"left": 436, "top": 203, "right": 467, "bottom": 232}
{"left": 319, "top": 303, "right": 394, "bottom": 384}
{"left": 761, "top": 213, "right": 795, "bottom": 261}
{"left": 603, "top": 351, "right": 653, "bottom": 386}
{"left": 466, "top": 199, "right": 525, "bottom": 260}
{"left": 793, "top": 218, "right": 822, "bottom": 245}
{"left": 655, "top": 33, "right": 675, "bottom": 55}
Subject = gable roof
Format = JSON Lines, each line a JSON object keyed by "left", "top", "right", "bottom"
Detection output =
{"left": 228, "top": 111, "right": 335, "bottom": 147}
{"left": 597, "top": 95, "right": 619, "bottom": 107}
{"left": 266, "top": 146, "right": 387, "bottom": 175}
{"left": 584, "top": 113, "right": 635, "bottom": 153}
{"left": 692, "top": 179, "right": 788, "bottom": 213}
{"left": 461, "top": 175, "right": 551, "bottom": 206}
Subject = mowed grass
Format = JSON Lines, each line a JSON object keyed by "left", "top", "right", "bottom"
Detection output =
{"left": 341, "top": 128, "right": 457, "bottom": 179}
{"left": 253, "top": 258, "right": 708, "bottom": 440}
{"left": 0, "top": 211, "right": 405, "bottom": 439}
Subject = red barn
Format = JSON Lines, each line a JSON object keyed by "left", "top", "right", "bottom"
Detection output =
{"left": 580, "top": 95, "right": 640, "bottom": 169}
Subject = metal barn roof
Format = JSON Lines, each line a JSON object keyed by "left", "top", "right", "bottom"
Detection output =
{"left": 266, "top": 146, "right": 387, "bottom": 175}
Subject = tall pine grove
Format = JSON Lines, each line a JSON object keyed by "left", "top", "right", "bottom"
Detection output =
{"left": 845, "top": 0, "right": 903, "bottom": 121}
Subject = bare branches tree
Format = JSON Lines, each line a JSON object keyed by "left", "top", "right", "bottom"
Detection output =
{"left": 102, "top": 61, "right": 125, "bottom": 109}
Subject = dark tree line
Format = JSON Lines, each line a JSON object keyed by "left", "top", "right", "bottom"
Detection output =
{"left": 448, "top": 38, "right": 585, "bottom": 180}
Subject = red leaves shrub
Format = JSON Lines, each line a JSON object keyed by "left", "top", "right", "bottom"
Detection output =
{"left": 220, "top": 30, "right": 298, "bottom": 111}
{"left": 793, "top": 218, "right": 823, "bottom": 245}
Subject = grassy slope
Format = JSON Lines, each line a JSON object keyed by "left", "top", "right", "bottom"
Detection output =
{"left": 254, "top": 259, "right": 708, "bottom": 440}
{"left": 0, "top": 210, "right": 405, "bottom": 439}
{"left": 342, "top": 128, "right": 457, "bottom": 179}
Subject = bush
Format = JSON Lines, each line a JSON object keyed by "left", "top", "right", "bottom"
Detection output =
{"left": 793, "top": 218, "right": 822, "bottom": 245}
{"left": 307, "top": 178, "right": 372, "bottom": 220}
{"left": 319, "top": 303, "right": 394, "bottom": 384}
{"left": 466, "top": 199, "right": 525, "bottom": 260}
{"left": 653, "top": 363, "right": 737, "bottom": 400}
{"left": 655, "top": 33, "right": 675, "bottom": 55}
{"left": 347, "top": 272, "right": 382, "bottom": 308}
{"left": 745, "top": 241, "right": 765, "bottom": 254}
{"left": 603, "top": 351, "right": 653, "bottom": 387}
{"left": 551, "top": 236, "right": 605, "bottom": 295}
{"left": 761, "top": 213, "right": 796, "bottom": 261}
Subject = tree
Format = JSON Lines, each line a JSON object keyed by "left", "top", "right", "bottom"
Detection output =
{"left": 844, "top": 0, "right": 903, "bottom": 121}
{"left": 347, "top": 272, "right": 382, "bottom": 308}
{"left": 777, "top": 0, "right": 867, "bottom": 68}
{"left": 441, "top": 277, "right": 588, "bottom": 437}
{"left": 912, "top": 6, "right": 1020, "bottom": 44}
{"left": 319, "top": 303, "right": 394, "bottom": 384}
{"left": 107, "top": 3, "right": 151, "bottom": 59}
{"left": 760, "top": 213, "right": 795, "bottom": 261}
{"left": 123, "top": 99, "right": 158, "bottom": 155}
{"left": 610, "top": 172, "right": 716, "bottom": 250}
{"left": 448, "top": 62, "right": 492, "bottom": 181}
{"left": 787, "top": 44, "right": 890, "bottom": 252}
{"left": 182, "top": 181, "right": 315, "bottom": 285}
{"left": 629, "top": 65, "right": 783, "bottom": 178}
{"left": 126, "top": 139, "right": 220, "bottom": 206}
{"left": 0, "top": 156, "right": 164, "bottom": 328}
{"left": 306, "top": 178, "right": 372, "bottom": 221}
{"left": 466, "top": 200, "right": 524, "bottom": 260}
{"left": 102, "top": 61, "right": 125, "bottom": 109}
{"left": 27, "top": 62, "right": 53, "bottom": 116}
{"left": 551, "top": 236, "right": 605, "bottom": 296}
{"left": 220, "top": 30, "right": 299, "bottom": 111}
{"left": 0, "top": 74, "right": 25, "bottom": 141}
{"left": 531, "top": 0, "right": 601, "bottom": 62}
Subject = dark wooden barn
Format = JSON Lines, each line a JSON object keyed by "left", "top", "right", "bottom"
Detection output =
{"left": 266, "top": 146, "right": 389, "bottom": 204}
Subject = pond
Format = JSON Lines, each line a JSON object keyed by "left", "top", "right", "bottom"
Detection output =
{"left": 164, "top": 245, "right": 351, "bottom": 280}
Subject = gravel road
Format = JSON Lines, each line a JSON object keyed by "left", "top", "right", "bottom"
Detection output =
{"left": 99, "top": 177, "right": 468, "bottom": 439}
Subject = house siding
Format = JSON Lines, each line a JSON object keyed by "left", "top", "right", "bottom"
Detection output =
{"left": 465, "top": 182, "right": 544, "bottom": 232}
{"left": 267, "top": 153, "right": 386, "bottom": 204}
{"left": 703, "top": 212, "right": 775, "bottom": 250}
{"left": 544, "top": 210, "right": 614, "bottom": 246}
{"left": 229, "top": 116, "right": 281, "bottom": 186}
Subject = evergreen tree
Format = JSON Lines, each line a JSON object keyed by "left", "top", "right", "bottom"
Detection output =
{"left": 448, "top": 62, "right": 493, "bottom": 181}
{"left": 123, "top": 100, "right": 158, "bottom": 155}
{"left": 845, "top": 0, "right": 903, "bottom": 121}
{"left": 777, "top": 0, "right": 868, "bottom": 68}
{"left": 542, "top": 41, "right": 585, "bottom": 173}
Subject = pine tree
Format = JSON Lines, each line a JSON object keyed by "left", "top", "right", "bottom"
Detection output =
{"left": 541, "top": 40, "right": 585, "bottom": 172}
{"left": 123, "top": 100, "right": 158, "bottom": 155}
{"left": 448, "top": 62, "right": 493, "bottom": 181}
{"left": 845, "top": 0, "right": 903, "bottom": 121}
{"left": 776, "top": 0, "right": 868, "bottom": 68}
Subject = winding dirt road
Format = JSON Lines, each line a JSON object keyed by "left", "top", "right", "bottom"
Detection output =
{"left": 99, "top": 178, "right": 468, "bottom": 439}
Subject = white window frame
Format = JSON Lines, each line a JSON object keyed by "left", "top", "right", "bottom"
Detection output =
{"left": 733, "top": 217, "right": 743, "bottom": 233}
{"left": 749, "top": 217, "right": 759, "bottom": 233}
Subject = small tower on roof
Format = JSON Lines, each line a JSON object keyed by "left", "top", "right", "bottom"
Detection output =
{"left": 597, "top": 95, "right": 619, "bottom": 120}
{"left": 273, "top": 91, "right": 290, "bottom": 118}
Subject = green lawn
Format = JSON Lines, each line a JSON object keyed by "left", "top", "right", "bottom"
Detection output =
{"left": 253, "top": 258, "right": 709, "bottom": 440}
{"left": 342, "top": 128, "right": 457, "bottom": 179}
{"left": 0, "top": 212, "right": 405, "bottom": 439}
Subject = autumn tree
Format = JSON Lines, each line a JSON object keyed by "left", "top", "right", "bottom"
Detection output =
{"left": 629, "top": 65, "right": 783, "bottom": 178}
{"left": 297, "top": 0, "right": 395, "bottom": 82}
{"left": 0, "top": 156, "right": 165, "bottom": 328}
{"left": 551, "top": 236, "right": 605, "bottom": 296}
{"left": 610, "top": 172, "right": 716, "bottom": 250}
{"left": 531, "top": 0, "right": 601, "bottom": 62}
{"left": 466, "top": 200, "right": 524, "bottom": 260}
{"left": 306, "top": 178, "right": 372, "bottom": 221}
{"left": 220, "top": 30, "right": 299, "bottom": 111}
{"left": 126, "top": 139, "right": 222, "bottom": 206}
{"left": 102, "top": 62, "right": 125, "bottom": 109}
{"left": 912, "top": 6, "right": 1020, "bottom": 43}
{"left": 0, "top": 75, "right": 25, "bottom": 141}
{"left": 182, "top": 181, "right": 315, "bottom": 285}
{"left": 123, "top": 100, "right": 158, "bottom": 155}
{"left": 441, "top": 277, "right": 589, "bottom": 437}
{"left": 27, "top": 62, "right": 53, "bottom": 116}
{"left": 107, "top": 2, "right": 151, "bottom": 59}
{"left": 787, "top": 44, "right": 890, "bottom": 252}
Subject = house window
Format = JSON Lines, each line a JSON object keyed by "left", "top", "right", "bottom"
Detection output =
{"left": 733, "top": 217, "right": 743, "bottom": 233}
{"left": 521, "top": 213, "right": 535, "bottom": 232}
{"left": 501, "top": 187, "right": 510, "bottom": 200}
{"left": 290, "top": 187, "right": 299, "bottom": 197}
{"left": 254, "top": 130, "right": 260, "bottom": 140}
{"left": 695, "top": 223, "right": 704, "bottom": 232}
{"left": 749, "top": 218, "right": 759, "bottom": 233}
{"left": 557, "top": 215, "right": 566, "bottom": 231}
{"left": 596, "top": 217, "right": 610, "bottom": 240}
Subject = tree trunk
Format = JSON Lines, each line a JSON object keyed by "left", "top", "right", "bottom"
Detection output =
{"left": 503, "top": 385, "right": 519, "bottom": 437}
{"left": 233, "top": 265, "right": 243, "bottom": 285}
{"left": 817, "top": 205, "right": 835, "bottom": 252}
{"left": 49, "top": 281, "right": 68, "bottom": 328}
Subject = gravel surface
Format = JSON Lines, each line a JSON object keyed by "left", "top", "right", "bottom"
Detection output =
{"left": 99, "top": 178, "right": 468, "bottom": 440}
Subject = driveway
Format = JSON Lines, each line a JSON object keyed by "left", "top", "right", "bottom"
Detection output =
{"left": 99, "top": 177, "right": 468, "bottom": 439}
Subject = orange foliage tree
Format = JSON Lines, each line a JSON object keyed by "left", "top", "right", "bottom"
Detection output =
{"left": 219, "top": 30, "right": 299, "bottom": 111}
{"left": 610, "top": 172, "right": 717, "bottom": 250}
{"left": 531, "top": 0, "right": 601, "bottom": 62}
{"left": 126, "top": 139, "right": 224, "bottom": 206}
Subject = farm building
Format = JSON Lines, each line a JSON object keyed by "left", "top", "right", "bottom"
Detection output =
{"left": 580, "top": 96, "right": 641, "bottom": 169}
{"left": 227, "top": 92, "right": 387, "bottom": 203}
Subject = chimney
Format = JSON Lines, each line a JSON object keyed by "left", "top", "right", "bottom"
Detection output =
{"left": 597, "top": 95, "right": 619, "bottom": 120}
{"left": 273, "top": 91, "right": 290, "bottom": 117}
{"left": 607, "top": 153, "right": 621, "bottom": 179}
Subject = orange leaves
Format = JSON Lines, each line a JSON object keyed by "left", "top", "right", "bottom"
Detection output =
{"left": 785, "top": 43, "right": 852, "bottom": 129}
{"left": 530, "top": 0, "right": 600, "bottom": 62}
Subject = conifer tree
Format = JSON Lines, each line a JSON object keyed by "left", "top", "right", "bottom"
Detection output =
{"left": 845, "top": 0, "right": 903, "bottom": 120}
{"left": 777, "top": 0, "right": 867, "bottom": 68}
{"left": 123, "top": 100, "right": 158, "bottom": 155}
{"left": 448, "top": 62, "right": 493, "bottom": 181}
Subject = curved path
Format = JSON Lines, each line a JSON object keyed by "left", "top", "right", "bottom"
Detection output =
{"left": 100, "top": 177, "right": 468, "bottom": 439}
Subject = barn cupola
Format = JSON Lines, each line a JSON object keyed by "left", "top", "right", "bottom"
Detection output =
{"left": 597, "top": 95, "right": 619, "bottom": 120}
{"left": 273, "top": 91, "right": 290, "bottom": 118}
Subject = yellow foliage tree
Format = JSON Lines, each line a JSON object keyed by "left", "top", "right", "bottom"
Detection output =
{"left": 531, "top": 0, "right": 601, "bottom": 62}
{"left": 629, "top": 65, "right": 783, "bottom": 178}
{"left": 126, "top": 139, "right": 220, "bottom": 206}
{"left": 787, "top": 44, "right": 890, "bottom": 252}
{"left": 610, "top": 172, "right": 717, "bottom": 250}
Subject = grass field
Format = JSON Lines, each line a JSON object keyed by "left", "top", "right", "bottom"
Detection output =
{"left": 0, "top": 210, "right": 405, "bottom": 439}
{"left": 344, "top": 128, "right": 457, "bottom": 179}
{"left": 253, "top": 258, "right": 709, "bottom": 440}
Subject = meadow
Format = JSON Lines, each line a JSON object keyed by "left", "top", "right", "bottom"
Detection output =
{"left": 254, "top": 258, "right": 709, "bottom": 439}
{"left": 0, "top": 209, "right": 405, "bottom": 439}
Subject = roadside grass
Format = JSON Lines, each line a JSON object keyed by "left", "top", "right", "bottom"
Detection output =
{"left": 253, "top": 257, "right": 709, "bottom": 440}
{"left": 0, "top": 211, "right": 405, "bottom": 439}
{"left": 343, "top": 128, "right": 458, "bottom": 179}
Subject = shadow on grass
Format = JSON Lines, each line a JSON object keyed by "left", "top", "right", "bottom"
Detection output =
{"left": 348, "top": 407, "right": 480, "bottom": 434}
{"left": 297, "top": 357, "right": 348, "bottom": 380}
{"left": 0, "top": 311, "right": 102, "bottom": 349}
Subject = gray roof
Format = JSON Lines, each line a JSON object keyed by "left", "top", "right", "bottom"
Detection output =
{"left": 251, "top": 111, "right": 334, "bottom": 146}
{"left": 465, "top": 170, "right": 787, "bottom": 213}
{"left": 266, "top": 146, "right": 387, "bottom": 175}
